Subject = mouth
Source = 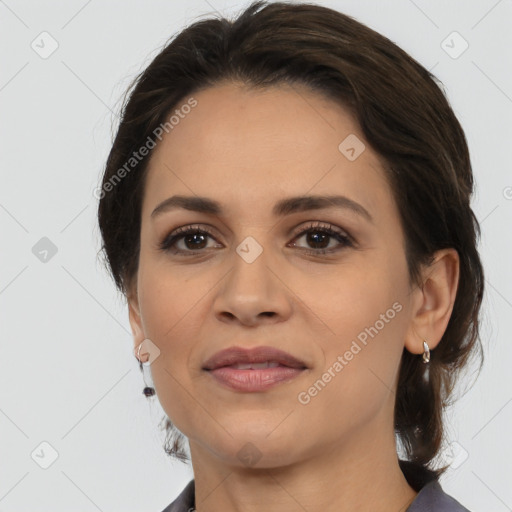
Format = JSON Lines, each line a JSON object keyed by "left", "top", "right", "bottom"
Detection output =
{"left": 202, "top": 346, "right": 308, "bottom": 392}
{"left": 202, "top": 346, "right": 308, "bottom": 371}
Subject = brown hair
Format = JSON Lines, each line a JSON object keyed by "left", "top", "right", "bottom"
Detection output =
{"left": 97, "top": 0, "right": 484, "bottom": 477}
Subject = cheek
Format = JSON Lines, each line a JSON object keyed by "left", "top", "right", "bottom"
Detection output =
{"left": 137, "top": 274, "right": 205, "bottom": 434}
{"left": 137, "top": 252, "right": 214, "bottom": 343}
{"left": 304, "top": 257, "right": 408, "bottom": 416}
{"left": 136, "top": 259, "right": 203, "bottom": 389}
{"left": 306, "top": 253, "right": 405, "bottom": 341}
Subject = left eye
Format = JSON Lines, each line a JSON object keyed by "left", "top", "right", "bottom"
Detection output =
{"left": 288, "top": 223, "right": 354, "bottom": 255}
{"left": 158, "top": 222, "right": 353, "bottom": 255}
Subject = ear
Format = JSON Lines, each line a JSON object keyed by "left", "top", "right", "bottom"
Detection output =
{"left": 404, "top": 248, "right": 460, "bottom": 355}
{"left": 127, "top": 280, "right": 146, "bottom": 360}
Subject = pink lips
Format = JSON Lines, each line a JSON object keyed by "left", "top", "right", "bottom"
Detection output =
{"left": 202, "top": 346, "right": 308, "bottom": 392}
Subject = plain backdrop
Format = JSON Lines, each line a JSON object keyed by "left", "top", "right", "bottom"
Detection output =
{"left": 1, "top": 1, "right": 511, "bottom": 511}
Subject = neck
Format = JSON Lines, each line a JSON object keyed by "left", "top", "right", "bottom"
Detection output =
{"left": 188, "top": 408, "right": 418, "bottom": 512}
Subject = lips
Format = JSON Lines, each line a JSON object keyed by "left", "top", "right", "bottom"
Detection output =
{"left": 203, "top": 346, "right": 308, "bottom": 392}
{"left": 202, "top": 346, "right": 307, "bottom": 371}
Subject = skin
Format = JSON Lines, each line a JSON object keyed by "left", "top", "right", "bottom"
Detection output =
{"left": 127, "top": 82, "right": 460, "bottom": 512}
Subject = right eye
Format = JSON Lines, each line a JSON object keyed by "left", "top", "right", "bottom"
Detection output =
{"left": 158, "top": 224, "right": 222, "bottom": 255}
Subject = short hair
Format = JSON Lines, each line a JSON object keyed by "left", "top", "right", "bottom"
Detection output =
{"left": 97, "top": 0, "right": 484, "bottom": 477}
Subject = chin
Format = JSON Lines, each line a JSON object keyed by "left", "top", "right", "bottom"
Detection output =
{"left": 201, "top": 429, "right": 302, "bottom": 468}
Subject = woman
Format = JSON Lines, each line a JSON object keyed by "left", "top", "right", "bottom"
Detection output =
{"left": 97, "top": 2, "right": 484, "bottom": 510}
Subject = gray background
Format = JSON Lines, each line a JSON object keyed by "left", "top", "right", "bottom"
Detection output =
{"left": 1, "top": 0, "right": 511, "bottom": 511}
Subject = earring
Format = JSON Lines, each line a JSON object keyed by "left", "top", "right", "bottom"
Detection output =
{"left": 137, "top": 342, "right": 156, "bottom": 397}
{"left": 422, "top": 340, "right": 430, "bottom": 364}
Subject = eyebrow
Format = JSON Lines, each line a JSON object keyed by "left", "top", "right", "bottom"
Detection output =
{"left": 151, "top": 194, "right": 373, "bottom": 223}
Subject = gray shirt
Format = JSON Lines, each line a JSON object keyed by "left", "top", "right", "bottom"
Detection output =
{"left": 161, "top": 461, "right": 471, "bottom": 512}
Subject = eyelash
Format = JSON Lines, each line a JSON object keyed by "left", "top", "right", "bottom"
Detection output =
{"left": 158, "top": 222, "right": 354, "bottom": 257}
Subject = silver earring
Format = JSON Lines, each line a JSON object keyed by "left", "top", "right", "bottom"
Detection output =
{"left": 137, "top": 342, "right": 156, "bottom": 397}
{"left": 422, "top": 340, "right": 430, "bottom": 364}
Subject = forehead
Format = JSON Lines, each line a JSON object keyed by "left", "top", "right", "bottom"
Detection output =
{"left": 142, "top": 82, "right": 393, "bottom": 222}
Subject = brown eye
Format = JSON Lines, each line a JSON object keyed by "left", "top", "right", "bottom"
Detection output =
{"left": 159, "top": 225, "right": 220, "bottom": 254}
{"left": 158, "top": 222, "right": 354, "bottom": 257}
{"left": 289, "top": 222, "right": 353, "bottom": 255}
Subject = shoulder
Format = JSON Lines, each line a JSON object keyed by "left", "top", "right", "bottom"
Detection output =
{"left": 160, "top": 479, "right": 195, "bottom": 512}
{"left": 407, "top": 479, "right": 472, "bottom": 512}
{"left": 400, "top": 460, "right": 471, "bottom": 512}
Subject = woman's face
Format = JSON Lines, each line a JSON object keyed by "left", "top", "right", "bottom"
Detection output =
{"left": 129, "top": 82, "right": 424, "bottom": 468}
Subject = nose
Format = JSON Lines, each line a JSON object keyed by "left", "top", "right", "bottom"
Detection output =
{"left": 212, "top": 244, "right": 293, "bottom": 327}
